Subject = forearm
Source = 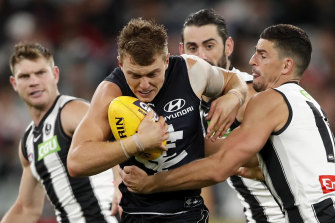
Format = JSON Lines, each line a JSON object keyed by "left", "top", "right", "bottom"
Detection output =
{"left": 1, "top": 203, "right": 41, "bottom": 223}
{"left": 146, "top": 131, "right": 257, "bottom": 193}
{"left": 223, "top": 71, "right": 247, "bottom": 105}
{"left": 149, "top": 157, "right": 221, "bottom": 193}
{"left": 68, "top": 137, "right": 139, "bottom": 177}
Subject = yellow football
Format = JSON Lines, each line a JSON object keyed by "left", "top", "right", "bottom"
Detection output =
{"left": 108, "top": 96, "right": 165, "bottom": 160}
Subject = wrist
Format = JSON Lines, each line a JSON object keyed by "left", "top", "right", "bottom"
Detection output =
{"left": 133, "top": 133, "right": 144, "bottom": 152}
{"left": 120, "top": 136, "right": 140, "bottom": 157}
{"left": 227, "top": 89, "right": 244, "bottom": 106}
{"left": 146, "top": 174, "right": 157, "bottom": 193}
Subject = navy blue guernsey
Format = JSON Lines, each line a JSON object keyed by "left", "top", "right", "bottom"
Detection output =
{"left": 105, "top": 55, "right": 205, "bottom": 214}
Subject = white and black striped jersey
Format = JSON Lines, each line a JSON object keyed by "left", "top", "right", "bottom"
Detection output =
{"left": 200, "top": 68, "right": 285, "bottom": 223}
{"left": 21, "top": 95, "right": 118, "bottom": 223}
{"left": 258, "top": 82, "right": 335, "bottom": 222}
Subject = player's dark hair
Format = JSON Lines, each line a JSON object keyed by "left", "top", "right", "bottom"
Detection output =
{"left": 182, "top": 9, "right": 228, "bottom": 43}
{"left": 117, "top": 17, "right": 168, "bottom": 66}
{"left": 260, "top": 24, "right": 312, "bottom": 77}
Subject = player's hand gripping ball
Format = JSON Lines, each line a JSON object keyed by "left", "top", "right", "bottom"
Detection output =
{"left": 108, "top": 96, "right": 166, "bottom": 160}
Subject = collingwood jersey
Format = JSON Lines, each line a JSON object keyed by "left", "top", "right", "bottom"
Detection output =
{"left": 200, "top": 68, "right": 285, "bottom": 223}
{"left": 21, "top": 95, "right": 118, "bottom": 223}
{"left": 105, "top": 55, "right": 205, "bottom": 215}
{"left": 259, "top": 82, "right": 335, "bottom": 222}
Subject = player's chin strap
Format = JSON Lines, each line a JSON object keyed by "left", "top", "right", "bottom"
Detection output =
{"left": 133, "top": 134, "right": 144, "bottom": 152}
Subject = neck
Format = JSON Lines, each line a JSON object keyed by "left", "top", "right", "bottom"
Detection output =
{"left": 28, "top": 95, "right": 59, "bottom": 126}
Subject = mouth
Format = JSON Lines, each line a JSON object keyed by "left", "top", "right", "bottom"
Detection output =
{"left": 251, "top": 69, "right": 261, "bottom": 79}
{"left": 137, "top": 90, "right": 154, "bottom": 99}
{"left": 30, "top": 90, "right": 44, "bottom": 97}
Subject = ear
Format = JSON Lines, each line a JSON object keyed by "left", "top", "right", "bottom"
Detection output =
{"left": 179, "top": 42, "right": 185, "bottom": 55}
{"left": 165, "top": 53, "right": 170, "bottom": 70}
{"left": 117, "top": 56, "right": 123, "bottom": 68}
{"left": 53, "top": 66, "right": 60, "bottom": 83}
{"left": 9, "top": 75, "right": 18, "bottom": 92}
{"left": 224, "top": 37, "right": 234, "bottom": 57}
{"left": 282, "top": 58, "right": 294, "bottom": 75}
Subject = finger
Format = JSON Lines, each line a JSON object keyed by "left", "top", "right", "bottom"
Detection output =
{"left": 122, "top": 166, "right": 132, "bottom": 174}
{"left": 111, "top": 203, "right": 119, "bottom": 216}
{"left": 158, "top": 116, "right": 165, "bottom": 125}
{"left": 206, "top": 102, "right": 216, "bottom": 121}
{"left": 206, "top": 114, "right": 218, "bottom": 138}
{"left": 127, "top": 186, "right": 138, "bottom": 193}
{"left": 163, "top": 122, "right": 169, "bottom": 133}
{"left": 117, "top": 166, "right": 125, "bottom": 179}
{"left": 145, "top": 110, "right": 155, "bottom": 121}
{"left": 213, "top": 121, "right": 230, "bottom": 140}
{"left": 119, "top": 206, "right": 123, "bottom": 217}
{"left": 160, "top": 142, "right": 168, "bottom": 151}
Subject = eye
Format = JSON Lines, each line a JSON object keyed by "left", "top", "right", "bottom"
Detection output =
{"left": 19, "top": 74, "right": 29, "bottom": 79}
{"left": 206, "top": 43, "right": 215, "bottom": 50}
{"left": 131, "top": 74, "right": 142, "bottom": 79}
{"left": 36, "top": 70, "right": 46, "bottom": 75}
{"left": 257, "top": 52, "right": 266, "bottom": 59}
{"left": 147, "top": 72, "right": 158, "bottom": 78}
{"left": 186, "top": 45, "right": 197, "bottom": 53}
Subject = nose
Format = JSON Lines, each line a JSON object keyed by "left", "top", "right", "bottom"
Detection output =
{"left": 139, "top": 77, "right": 150, "bottom": 89}
{"left": 29, "top": 74, "right": 40, "bottom": 86}
{"left": 249, "top": 53, "right": 256, "bottom": 66}
{"left": 197, "top": 48, "right": 208, "bottom": 60}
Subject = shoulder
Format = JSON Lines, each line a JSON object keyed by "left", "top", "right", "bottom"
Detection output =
{"left": 245, "top": 89, "right": 289, "bottom": 132}
{"left": 62, "top": 99, "right": 89, "bottom": 115}
{"left": 248, "top": 89, "right": 286, "bottom": 113}
{"left": 91, "top": 81, "right": 122, "bottom": 107}
{"left": 60, "top": 97, "right": 90, "bottom": 136}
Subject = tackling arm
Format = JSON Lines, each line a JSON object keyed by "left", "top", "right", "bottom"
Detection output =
{"left": 121, "top": 90, "right": 287, "bottom": 193}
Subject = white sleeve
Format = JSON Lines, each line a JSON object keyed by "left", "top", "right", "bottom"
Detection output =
{"left": 181, "top": 54, "right": 225, "bottom": 98}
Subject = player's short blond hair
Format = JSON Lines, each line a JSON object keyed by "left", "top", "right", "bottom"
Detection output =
{"left": 9, "top": 42, "right": 54, "bottom": 75}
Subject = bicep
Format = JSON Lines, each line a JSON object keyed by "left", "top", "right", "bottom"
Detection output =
{"left": 236, "top": 91, "right": 286, "bottom": 151}
{"left": 184, "top": 55, "right": 224, "bottom": 99}
{"left": 61, "top": 100, "right": 90, "bottom": 136}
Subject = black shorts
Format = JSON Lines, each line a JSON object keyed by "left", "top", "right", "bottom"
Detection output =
{"left": 120, "top": 207, "right": 209, "bottom": 223}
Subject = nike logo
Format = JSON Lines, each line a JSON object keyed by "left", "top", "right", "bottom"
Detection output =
{"left": 33, "top": 134, "right": 41, "bottom": 142}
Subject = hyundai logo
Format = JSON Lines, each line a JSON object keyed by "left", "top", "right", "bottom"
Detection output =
{"left": 164, "top": 99, "right": 186, "bottom": 112}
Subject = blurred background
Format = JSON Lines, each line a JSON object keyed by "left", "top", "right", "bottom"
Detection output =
{"left": 0, "top": 0, "right": 334, "bottom": 222}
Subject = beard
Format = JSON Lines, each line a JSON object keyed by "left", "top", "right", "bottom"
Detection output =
{"left": 217, "top": 54, "right": 228, "bottom": 69}
{"left": 252, "top": 81, "right": 266, "bottom": 92}
{"left": 205, "top": 54, "right": 228, "bottom": 69}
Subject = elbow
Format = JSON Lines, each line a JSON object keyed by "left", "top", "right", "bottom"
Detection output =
{"left": 67, "top": 161, "right": 83, "bottom": 177}
{"left": 15, "top": 202, "right": 42, "bottom": 222}
{"left": 206, "top": 156, "right": 228, "bottom": 184}
{"left": 209, "top": 154, "right": 236, "bottom": 184}
{"left": 67, "top": 148, "right": 86, "bottom": 177}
